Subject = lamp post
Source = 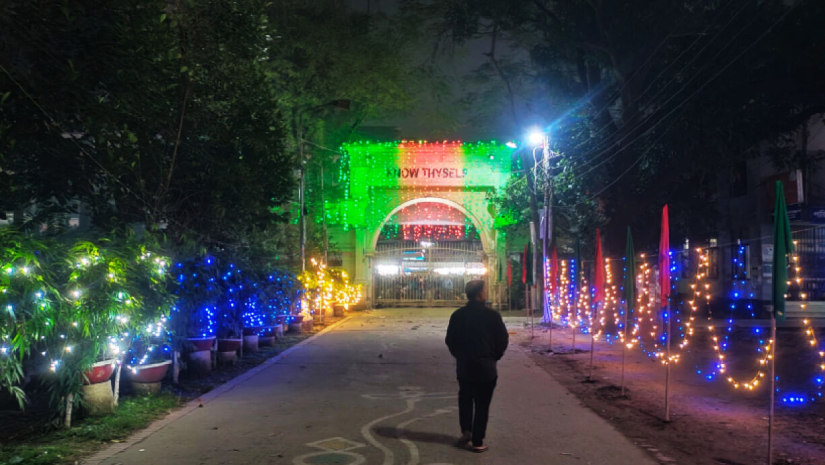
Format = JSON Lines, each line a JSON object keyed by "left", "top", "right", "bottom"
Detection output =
{"left": 529, "top": 130, "right": 557, "bottom": 348}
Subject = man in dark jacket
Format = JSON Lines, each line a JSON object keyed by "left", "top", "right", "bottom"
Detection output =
{"left": 445, "top": 280, "right": 509, "bottom": 453}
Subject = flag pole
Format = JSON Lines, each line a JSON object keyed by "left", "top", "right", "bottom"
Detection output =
{"left": 768, "top": 310, "right": 776, "bottom": 465}
{"left": 621, "top": 300, "right": 628, "bottom": 396}
{"left": 588, "top": 302, "right": 599, "bottom": 381}
{"left": 621, "top": 227, "right": 635, "bottom": 397}
{"left": 665, "top": 302, "right": 672, "bottom": 422}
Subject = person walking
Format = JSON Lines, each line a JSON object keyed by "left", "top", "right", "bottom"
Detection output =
{"left": 445, "top": 280, "right": 509, "bottom": 453}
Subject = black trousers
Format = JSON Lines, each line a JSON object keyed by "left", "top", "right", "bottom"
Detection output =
{"left": 458, "top": 377, "right": 497, "bottom": 447}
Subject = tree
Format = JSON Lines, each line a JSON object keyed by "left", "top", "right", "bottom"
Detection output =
{"left": 405, "top": 0, "right": 825, "bottom": 251}
{"left": 1, "top": 0, "right": 293, "bottom": 250}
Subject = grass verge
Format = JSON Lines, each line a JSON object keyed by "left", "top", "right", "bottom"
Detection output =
{"left": 0, "top": 318, "right": 344, "bottom": 465}
{"left": 0, "top": 393, "right": 180, "bottom": 465}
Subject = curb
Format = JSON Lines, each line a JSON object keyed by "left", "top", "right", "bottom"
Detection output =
{"left": 83, "top": 316, "right": 353, "bottom": 464}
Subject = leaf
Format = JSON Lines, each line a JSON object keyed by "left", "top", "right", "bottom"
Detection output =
{"left": 160, "top": 14, "right": 167, "bottom": 23}
{"left": 1, "top": 92, "right": 10, "bottom": 104}
{"left": 180, "top": 66, "right": 188, "bottom": 73}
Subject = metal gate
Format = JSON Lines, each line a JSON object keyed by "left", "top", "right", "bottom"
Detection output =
{"left": 373, "top": 239, "right": 486, "bottom": 307}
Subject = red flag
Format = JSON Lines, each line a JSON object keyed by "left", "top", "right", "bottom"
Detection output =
{"left": 550, "top": 247, "right": 558, "bottom": 296}
{"left": 522, "top": 244, "right": 528, "bottom": 284}
{"left": 658, "top": 205, "right": 670, "bottom": 307}
{"left": 507, "top": 259, "right": 513, "bottom": 287}
{"left": 594, "top": 229, "right": 605, "bottom": 304}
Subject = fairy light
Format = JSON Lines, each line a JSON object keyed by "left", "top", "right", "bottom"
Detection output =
{"left": 788, "top": 242, "right": 825, "bottom": 401}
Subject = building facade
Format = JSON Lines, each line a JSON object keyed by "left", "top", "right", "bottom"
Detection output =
{"left": 324, "top": 140, "right": 515, "bottom": 308}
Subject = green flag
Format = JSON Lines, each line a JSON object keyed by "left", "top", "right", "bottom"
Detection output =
{"left": 574, "top": 237, "right": 582, "bottom": 288}
{"left": 772, "top": 181, "right": 794, "bottom": 323}
{"left": 623, "top": 227, "right": 636, "bottom": 312}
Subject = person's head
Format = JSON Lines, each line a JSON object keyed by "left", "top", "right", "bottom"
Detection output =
{"left": 465, "top": 280, "right": 487, "bottom": 302}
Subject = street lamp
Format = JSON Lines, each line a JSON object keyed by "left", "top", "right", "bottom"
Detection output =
{"left": 529, "top": 130, "right": 559, "bottom": 345}
{"left": 528, "top": 130, "right": 545, "bottom": 146}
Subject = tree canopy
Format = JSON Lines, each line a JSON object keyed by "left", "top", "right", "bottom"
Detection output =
{"left": 403, "top": 0, "right": 825, "bottom": 251}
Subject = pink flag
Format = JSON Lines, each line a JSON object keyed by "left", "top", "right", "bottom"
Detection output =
{"left": 594, "top": 229, "right": 605, "bottom": 304}
{"left": 658, "top": 205, "right": 670, "bottom": 307}
{"left": 550, "top": 247, "right": 558, "bottom": 296}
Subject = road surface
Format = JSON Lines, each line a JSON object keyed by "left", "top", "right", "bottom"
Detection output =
{"left": 94, "top": 308, "right": 657, "bottom": 465}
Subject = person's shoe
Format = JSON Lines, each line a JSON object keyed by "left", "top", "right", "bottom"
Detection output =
{"left": 455, "top": 431, "right": 472, "bottom": 447}
{"left": 470, "top": 444, "right": 489, "bottom": 453}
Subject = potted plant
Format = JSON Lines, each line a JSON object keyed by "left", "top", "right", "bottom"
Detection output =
{"left": 257, "top": 326, "right": 277, "bottom": 347}
{"left": 124, "top": 333, "right": 173, "bottom": 395}
{"left": 54, "top": 241, "right": 175, "bottom": 425}
{"left": 171, "top": 257, "right": 221, "bottom": 377}
{"left": 217, "top": 327, "right": 242, "bottom": 365}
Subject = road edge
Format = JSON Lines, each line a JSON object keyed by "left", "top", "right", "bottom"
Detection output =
{"left": 83, "top": 315, "right": 353, "bottom": 464}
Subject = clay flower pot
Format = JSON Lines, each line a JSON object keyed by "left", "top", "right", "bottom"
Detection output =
{"left": 84, "top": 360, "right": 117, "bottom": 385}
{"left": 243, "top": 326, "right": 262, "bottom": 337}
{"left": 187, "top": 336, "right": 216, "bottom": 352}
{"left": 333, "top": 304, "right": 345, "bottom": 317}
{"left": 217, "top": 338, "right": 242, "bottom": 353}
{"left": 288, "top": 315, "right": 305, "bottom": 333}
{"left": 186, "top": 337, "right": 215, "bottom": 376}
{"left": 128, "top": 360, "right": 172, "bottom": 384}
{"left": 261, "top": 326, "right": 276, "bottom": 337}
{"left": 217, "top": 338, "right": 243, "bottom": 366}
{"left": 127, "top": 360, "right": 172, "bottom": 395}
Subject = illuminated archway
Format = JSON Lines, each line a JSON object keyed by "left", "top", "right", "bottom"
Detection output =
{"left": 370, "top": 197, "right": 493, "bottom": 253}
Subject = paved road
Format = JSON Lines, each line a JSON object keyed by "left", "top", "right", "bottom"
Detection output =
{"left": 97, "top": 308, "right": 657, "bottom": 465}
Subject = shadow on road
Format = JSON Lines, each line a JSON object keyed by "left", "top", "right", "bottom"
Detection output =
{"left": 373, "top": 426, "right": 458, "bottom": 446}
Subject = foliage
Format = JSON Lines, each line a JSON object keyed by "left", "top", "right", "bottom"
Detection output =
{"left": 0, "top": 393, "right": 180, "bottom": 465}
{"left": 403, "top": 0, "right": 825, "bottom": 251}
{"left": 297, "top": 260, "right": 362, "bottom": 317}
{"left": 0, "top": 0, "right": 293, "bottom": 249}
{"left": 0, "top": 228, "right": 175, "bottom": 417}
{"left": 169, "top": 253, "right": 298, "bottom": 339}
{"left": 0, "top": 229, "right": 62, "bottom": 409}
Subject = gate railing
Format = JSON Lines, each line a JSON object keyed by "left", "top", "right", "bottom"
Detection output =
{"left": 373, "top": 239, "right": 486, "bottom": 307}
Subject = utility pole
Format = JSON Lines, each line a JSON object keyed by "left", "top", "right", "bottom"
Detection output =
{"left": 321, "top": 164, "right": 329, "bottom": 265}
{"left": 297, "top": 124, "right": 306, "bottom": 274}
{"left": 541, "top": 136, "right": 553, "bottom": 350}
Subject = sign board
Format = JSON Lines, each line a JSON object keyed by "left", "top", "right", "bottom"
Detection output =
{"left": 787, "top": 203, "right": 803, "bottom": 222}
{"left": 766, "top": 169, "right": 803, "bottom": 206}
{"left": 810, "top": 206, "right": 825, "bottom": 224}
{"left": 762, "top": 244, "right": 774, "bottom": 264}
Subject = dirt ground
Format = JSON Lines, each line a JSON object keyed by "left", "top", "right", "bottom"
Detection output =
{"left": 516, "top": 320, "right": 825, "bottom": 465}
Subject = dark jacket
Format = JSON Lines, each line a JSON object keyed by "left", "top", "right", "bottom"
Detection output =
{"left": 445, "top": 300, "right": 509, "bottom": 382}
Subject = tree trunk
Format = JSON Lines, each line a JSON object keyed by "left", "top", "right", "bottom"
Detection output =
{"left": 113, "top": 363, "right": 122, "bottom": 407}
{"left": 64, "top": 393, "right": 74, "bottom": 429}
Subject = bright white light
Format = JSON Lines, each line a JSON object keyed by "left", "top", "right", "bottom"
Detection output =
{"left": 528, "top": 130, "right": 545, "bottom": 145}
{"left": 432, "top": 266, "right": 488, "bottom": 276}
{"left": 376, "top": 265, "right": 399, "bottom": 276}
{"left": 420, "top": 241, "right": 434, "bottom": 248}
{"left": 433, "top": 267, "right": 464, "bottom": 275}
{"left": 505, "top": 141, "right": 518, "bottom": 149}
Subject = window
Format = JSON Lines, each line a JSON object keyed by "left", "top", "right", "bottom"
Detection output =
{"left": 791, "top": 226, "right": 825, "bottom": 300}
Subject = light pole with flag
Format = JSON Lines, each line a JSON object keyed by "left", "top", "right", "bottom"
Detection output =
{"left": 589, "top": 229, "right": 605, "bottom": 381}
{"left": 659, "top": 205, "right": 672, "bottom": 422}
{"left": 621, "top": 227, "right": 635, "bottom": 397}
{"left": 769, "top": 180, "right": 794, "bottom": 465}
